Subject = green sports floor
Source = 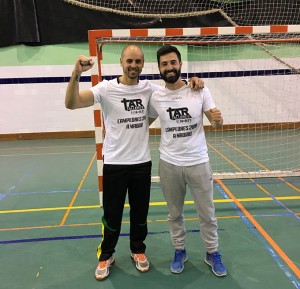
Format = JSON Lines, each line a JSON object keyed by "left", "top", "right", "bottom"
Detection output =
{"left": 0, "top": 136, "right": 299, "bottom": 289}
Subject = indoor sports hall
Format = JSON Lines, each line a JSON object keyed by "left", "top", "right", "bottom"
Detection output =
{"left": 0, "top": 1, "right": 300, "bottom": 289}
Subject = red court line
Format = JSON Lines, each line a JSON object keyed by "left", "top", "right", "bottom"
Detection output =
{"left": 216, "top": 179, "right": 300, "bottom": 279}
{"left": 59, "top": 152, "right": 97, "bottom": 226}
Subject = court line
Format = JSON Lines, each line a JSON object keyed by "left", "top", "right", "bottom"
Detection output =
{"left": 0, "top": 145, "right": 94, "bottom": 152}
{"left": 254, "top": 183, "right": 300, "bottom": 221}
{"left": 59, "top": 151, "right": 97, "bottom": 226}
{"left": 222, "top": 139, "right": 300, "bottom": 194}
{"left": 217, "top": 178, "right": 300, "bottom": 186}
{"left": 1, "top": 195, "right": 299, "bottom": 214}
{"left": 1, "top": 163, "right": 41, "bottom": 201}
{"left": 2, "top": 177, "right": 298, "bottom": 197}
{"left": 0, "top": 228, "right": 222, "bottom": 245}
{"left": 0, "top": 189, "right": 94, "bottom": 197}
{"left": 0, "top": 151, "right": 93, "bottom": 157}
{"left": 216, "top": 182, "right": 300, "bottom": 288}
{"left": 207, "top": 142, "right": 242, "bottom": 172}
{"left": 210, "top": 140, "right": 300, "bottom": 278}
{"left": 208, "top": 141, "right": 300, "bottom": 280}
{"left": 222, "top": 139, "right": 270, "bottom": 170}
{"left": 208, "top": 141, "right": 300, "bottom": 219}
{"left": 0, "top": 213, "right": 294, "bottom": 234}
{"left": 216, "top": 178, "right": 300, "bottom": 279}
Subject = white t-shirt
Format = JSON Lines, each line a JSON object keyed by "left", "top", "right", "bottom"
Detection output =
{"left": 90, "top": 78, "right": 160, "bottom": 164}
{"left": 148, "top": 84, "right": 215, "bottom": 166}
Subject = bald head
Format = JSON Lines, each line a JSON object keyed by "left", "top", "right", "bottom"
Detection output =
{"left": 121, "top": 45, "right": 144, "bottom": 60}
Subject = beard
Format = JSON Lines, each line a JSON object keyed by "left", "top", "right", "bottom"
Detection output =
{"left": 160, "top": 68, "right": 181, "bottom": 83}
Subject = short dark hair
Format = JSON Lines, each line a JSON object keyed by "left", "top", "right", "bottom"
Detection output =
{"left": 157, "top": 45, "right": 181, "bottom": 65}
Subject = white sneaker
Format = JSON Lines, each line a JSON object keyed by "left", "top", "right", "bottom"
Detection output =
{"left": 95, "top": 256, "right": 115, "bottom": 280}
{"left": 131, "top": 253, "right": 150, "bottom": 272}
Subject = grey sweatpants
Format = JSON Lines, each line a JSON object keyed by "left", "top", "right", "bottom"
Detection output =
{"left": 159, "top": 159, "right": 219, "bottom": 253}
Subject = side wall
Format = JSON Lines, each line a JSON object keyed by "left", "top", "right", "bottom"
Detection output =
{"left": 0, "top": 43, "right": 94, "bottom": 139}
{"left": 0, "top": 42, "right": 299, "bottom": 140}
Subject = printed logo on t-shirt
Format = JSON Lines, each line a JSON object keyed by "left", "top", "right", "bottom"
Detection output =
{"left": 167, "top": 107, "right": 191, "bottom": 121}
{"left": 165, "top": 107, "right": 196, "bottom": 138}
{"left": 118, "top": 98, "right": 146, "bottom": 129}
{"left": 121, "top": 98, "right": 145, "bottom": 113}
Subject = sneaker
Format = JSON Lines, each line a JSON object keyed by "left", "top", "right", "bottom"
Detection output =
{"left": 205, "top": 251, "right": 227, "bottom": 277}
{"left": 95, "top": 256, "right": 115, "bottom": 281}
{"left": 131, "top": 253, "right": 150, "bottom": 272}
{"left": 170, "top": 249, "right": 188, "bottom": 274}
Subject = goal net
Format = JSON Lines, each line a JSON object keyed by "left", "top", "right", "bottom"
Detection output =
{"left": 63, "top": 0, "right": 300, "bottom": 25}
{"left": 88, "top": 26, "right": 300, "bottom": 190}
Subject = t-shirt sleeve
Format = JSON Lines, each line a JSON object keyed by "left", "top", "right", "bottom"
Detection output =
{"left": 89, "top": 80, "right": 108, "bottom": 104}
{"left": 202, "top": 87, "right": 216, "bottom": 112}
{"left": 150, "top": 83, "right": 161, "bottom": 93}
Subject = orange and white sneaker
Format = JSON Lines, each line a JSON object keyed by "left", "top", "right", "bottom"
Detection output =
{"left": 131, "top": 253, "right": 150, "bottom": 272}
{"left": 95, "top": 256, "right": 115, "bottom": 281}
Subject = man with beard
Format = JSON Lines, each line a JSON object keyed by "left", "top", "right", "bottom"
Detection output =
{"left": 148, "top": 45, "right": 227, "bottom": 277}
{"left": 65, "top": 45, "right": 204, "bottom": 281}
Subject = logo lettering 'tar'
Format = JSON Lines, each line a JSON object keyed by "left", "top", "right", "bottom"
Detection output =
{"left": 121, "top": 98, "right": 145, "bottom": 111}
{"left": 167, "top": 107, "right": 191, "bottom": 120}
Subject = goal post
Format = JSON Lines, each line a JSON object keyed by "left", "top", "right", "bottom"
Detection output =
{"left": 87, "top": 25, "right": 300, "bottom": 203}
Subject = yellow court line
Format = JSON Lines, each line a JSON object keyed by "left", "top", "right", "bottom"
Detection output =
{"left": 155, "top": 215, "right": 241, "bottom": 222}
{"left": 0, "top": 214, "right": 286, "bottom": 232}
{"left": 59, "top": 151, "right": 97, "bottom": 226}
{"left": 0, "top": 223, "right": 99, "bottom": 232}
{"left": 1, "top": 195, "right": 299, "bottom": 214}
